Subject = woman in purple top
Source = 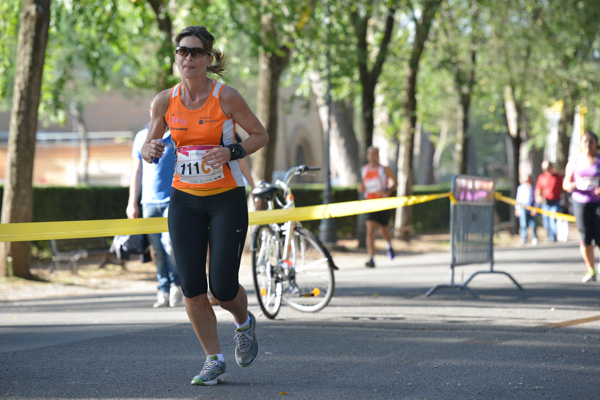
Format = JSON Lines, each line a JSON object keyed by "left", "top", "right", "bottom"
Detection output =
{"left": 563, "top": 131, "right": 600, "bottom": 282}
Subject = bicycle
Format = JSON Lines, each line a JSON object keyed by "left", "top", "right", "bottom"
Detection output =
{"left": 250, "top": 165, "right": 338, "bottom": 319}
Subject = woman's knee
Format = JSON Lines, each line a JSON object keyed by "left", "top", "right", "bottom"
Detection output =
{"left": 210, "top": 282, "right": 239, "bottom": 302}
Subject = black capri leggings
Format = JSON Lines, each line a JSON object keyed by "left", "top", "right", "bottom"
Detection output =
{"left": 168, "top": 187, "right": 248, "bottom": 301}
{"left": 573, "top": 200, "right": 600, "bottom": 246}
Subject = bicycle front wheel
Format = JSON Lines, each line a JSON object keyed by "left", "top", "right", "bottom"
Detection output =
{"left": 282, "top": 227, "right": 335, "bottom": 313}
{"left": 251, "top": 225, "right": 282, "bottom": 319}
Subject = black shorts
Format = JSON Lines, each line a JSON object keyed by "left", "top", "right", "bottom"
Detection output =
{"left": 573, "top": 201, "right": 600, "bottom": 246}
{"left": 366, "top": 209, "right": 390, "bottom": 226}
{"left": 168, "top": 187, "right": 248, "bottom": 300}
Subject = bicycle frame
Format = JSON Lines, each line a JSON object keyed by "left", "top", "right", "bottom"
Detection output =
{"left": 259, "top": 166, "right": 309, "bottom": 264}
{"left": 252, "top": 164, "right": 335, "bottom": 319}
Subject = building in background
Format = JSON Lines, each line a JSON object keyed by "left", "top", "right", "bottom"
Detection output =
{"left": 0, "top": 87, "right": 324, "bottom": 186}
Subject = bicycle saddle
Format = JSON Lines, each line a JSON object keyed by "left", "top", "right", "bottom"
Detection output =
{"left": 252, "top": 183, "right": 281, "bottom": 200}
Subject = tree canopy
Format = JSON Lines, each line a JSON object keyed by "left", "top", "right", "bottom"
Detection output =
{"left": 1, "top": 0, "right": 600, "bottom": 275}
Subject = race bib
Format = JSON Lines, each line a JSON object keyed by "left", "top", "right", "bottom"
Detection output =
{"left": 176, "top": 145, "right": 224, "bottom": 184}
{"left": 576, "top": 176, "right": 600, "bottom": 191}
{"left": 364, "top": 177, "right": 383, "bottom": 194}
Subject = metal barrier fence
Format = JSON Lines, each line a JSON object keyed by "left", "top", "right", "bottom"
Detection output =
{"left": 425, "top": 175, "right": 523, "bottom": 298}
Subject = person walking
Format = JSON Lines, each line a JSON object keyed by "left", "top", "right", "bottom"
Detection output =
{"left": 127, "top": 104, "right": 183, "bottom": 308}
{"left": 140, "top": 25, "right": 268, "bottom": 385}
{"left": 515, "top": 174, "right": 538, "bottom": 246}
{"left": 563, "top": 131, "right": 600, "bottom": 283}
{"left": 535, "top": 160, "right": 564, "bottom": 242}
{"left": 358, "top": 146, "right": 397, "bottom": 268}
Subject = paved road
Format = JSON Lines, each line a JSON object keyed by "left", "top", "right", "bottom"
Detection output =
{"left": 1, "top": 239, "right": 600, "bottom": 399}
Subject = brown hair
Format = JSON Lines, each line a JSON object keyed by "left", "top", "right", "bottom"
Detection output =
{"left": 174, "top": 26, "right": 227, "bottom": 78}
{"left": 584, "top": 130, "right": 599, "bottom": 144}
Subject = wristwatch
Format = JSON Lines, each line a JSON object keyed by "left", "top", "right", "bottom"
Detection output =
{"left": 226, "top": 143, "right": 246, "bottom": 161}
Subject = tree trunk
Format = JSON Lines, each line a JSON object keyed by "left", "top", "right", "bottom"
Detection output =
{"left": 453, "top": 43, "right": 476, "bottom": 175}
{"left": 146, "top": 0, "right": 173, "bottom": 91}
{"left": 253, "top": 47, "right": 290, "bottom": 183}
{"left": 503, "top": 86, "right": 522, "bottom": 199}
{"left": 455, "top": 102, "right": 466, "bottom": 175}
{"left": 456, "top": 91, "right": 472, "bottom": 175}
{"left": 419, "top": 130, "right": 435, "bottom": 185}
{"left": 353, "top": 6, "right": 396, "bottom": 149}
{"left": 0, "top": 0, "right": 51, "bottom": 278}
{"left": 433, "top": 119, "right": 449, "bottom": 184}
{"left": 70, "top": 102, "right": 89, "bottom": 184}
{"left": 309, "top": 72, "right": 360, "bottom": 185}
{"left": 556, "top": 94, "right": 577, "bottom": 173}
{"left": 395, "top": 0, "right": 440, "bottom": 239}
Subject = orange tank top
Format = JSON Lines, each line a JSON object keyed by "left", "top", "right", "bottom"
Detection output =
{"left": 361, "top": 165, "right": 386, "bottom": 199}
{"left": 166, "top": 80, "right": 245, "bottom": 193}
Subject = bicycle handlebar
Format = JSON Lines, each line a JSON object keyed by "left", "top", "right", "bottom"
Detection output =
{"left": 282, "top": 165, "right": 321, "bottom": 185}
{"left": 251, "top": 165, "right": 320, "bottom": 210}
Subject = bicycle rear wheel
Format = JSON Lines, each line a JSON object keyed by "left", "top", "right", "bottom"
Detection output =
{"left": 282, "top": 227, "right": 335, "bottom": 313}
{"left": 251, "top": 225, "right": 282, "bottom": 319}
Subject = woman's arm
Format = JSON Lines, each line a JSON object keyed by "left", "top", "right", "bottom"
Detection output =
{"left": 140, "top": 90, "right": 170, "bottom": 164}
{"left": 384, "top": 166, "right": 398, "bottom": 197}
{"left": 220, "top": 86, "right": 268, "bottom": 154}
{"left": 562, "top": 161, "right": 576, "bottom": 193}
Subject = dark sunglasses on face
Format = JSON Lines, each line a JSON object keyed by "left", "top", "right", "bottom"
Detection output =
{"left": 175, "top": 46, "right": 211, "bottom": 58}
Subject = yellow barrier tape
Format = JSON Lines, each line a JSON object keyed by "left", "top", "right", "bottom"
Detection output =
{"left": 0, "top": 218, "right": 168, "bottom": 242}
{"left": 0, "top": 192, "right": 451, "bottom": 242}
{"left": 494, "top": 192, "right": 576, "bottom": 223}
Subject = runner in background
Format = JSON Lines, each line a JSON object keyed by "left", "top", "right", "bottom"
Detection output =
{"left": 563, "top": 131, "right": 600, "bottom": 283}
{"left": 358, "top": 146, "right": 397, "bottom": 268}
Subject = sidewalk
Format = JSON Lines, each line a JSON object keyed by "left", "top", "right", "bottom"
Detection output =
{"left": 1, "top": 236, "right": 600, "bottom": 399}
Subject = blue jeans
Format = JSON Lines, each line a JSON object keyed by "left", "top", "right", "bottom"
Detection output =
{"left": 518, "top": 209, "right": 537, "bottom": 241}
{"left": 542, "top": 200, "right": 561, "bottom": 241}
{"left": 143, "top": 202, "right": 179, "bottom": 293}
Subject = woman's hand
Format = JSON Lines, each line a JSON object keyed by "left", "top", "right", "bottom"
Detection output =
{"left": 202, "top": 146, "right": 231, "bottom": 169}
{"left": 141, "top": 139, "right": 165, "bottom": 164}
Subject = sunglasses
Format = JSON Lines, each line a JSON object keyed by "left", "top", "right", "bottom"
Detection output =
{"left": 175, "top": 46, "right": 211, "bottom": 58}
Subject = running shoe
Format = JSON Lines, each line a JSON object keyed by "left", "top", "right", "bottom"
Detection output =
{"left": 387, "top": 246, "right": 395, "bottom": 260}
{"left": 365, "top": 260, "right": 375, "bottom": 268}
{"left": 582, "top": 271, "right": 597, "bottom": 283}
{"left": 234, "top": 311, "right": 258, "bottom": 367}
{"left": 191, "top": 355, "right": 227, "bottom": 386}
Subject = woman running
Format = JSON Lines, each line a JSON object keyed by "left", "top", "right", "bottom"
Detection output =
{"left": 141, "top": 25, "right": 268, "bottom": 385}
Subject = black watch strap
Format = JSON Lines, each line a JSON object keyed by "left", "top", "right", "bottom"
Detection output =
{"left": 226, "top": 143, "right": 246, "bottom": 161}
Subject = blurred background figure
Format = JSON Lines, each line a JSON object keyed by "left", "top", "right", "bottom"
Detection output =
{"left": 515, "top": 173, "right": 538, "bottom": 246}
{"left": 127, "top": 101, "right": 182, "bottom": 308}
{"left": 535, "top": 160, "right": 564, "bottom": 242}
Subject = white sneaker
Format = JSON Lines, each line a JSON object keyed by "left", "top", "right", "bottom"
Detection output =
{"left": 531, "top": 238, "right": 538, "bottom": 246}
{"left": 153, "top": 291, "right": 170, "bottom": 308}
{"left": 169, "top": 285, "right": 184, "bottom": 307}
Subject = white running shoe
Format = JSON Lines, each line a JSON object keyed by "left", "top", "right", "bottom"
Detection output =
{"left": 169, "top": 285, "right": 184, "bottom": 307}
{"left": 234, "top": 311, "right": 258, "bottom": 367}
{"left": 582, "top": 271, "right": 597, "bottom": 283}
{"left": 153, "top": 291, "right": 169, "bottom": 308}
{"left": 191, "top": 356, "right": 227, "bottom": 386}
